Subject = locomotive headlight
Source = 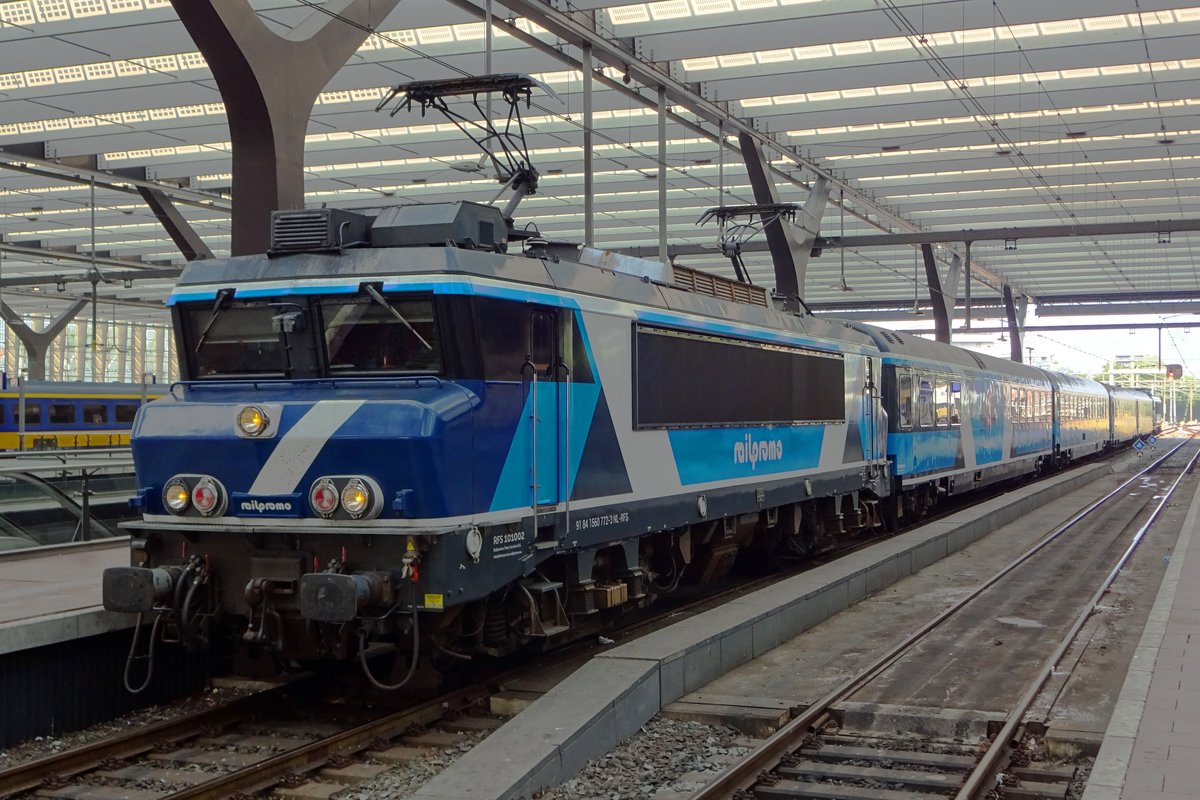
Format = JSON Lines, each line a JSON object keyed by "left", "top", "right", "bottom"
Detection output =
{"left": 237, "top": 405, "right": 269, "bottom": 436}
{"left": 163, "top": 479, "right": 190, "bottom": 514}
{"left": 310, "top": 478, "right": 339, "bottom": 518}
{"left": 340, "top": 478, "right": 371, "bottom": 518}
{"left": 191, "top": 477, "right": 224, "bottom": 517}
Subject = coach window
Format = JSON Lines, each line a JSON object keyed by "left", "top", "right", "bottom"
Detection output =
{"left": 13, "top": 403, "right": 41, "bottom": 426}
{"left": 934, "top": 378, "right": 949, "bottom": 427}
{"left": 84, "top": 404, "right": 108, "bottom": 425}
{"left": 1010, "top": 387, "right": 1020, "bottom": 423}
{"left": 115, "top": 404, "right": 139, "bottom": 424}
{"left": 918, "top": 376, "right": 934, "bottom": 428}
{"left": 897, "top": 373, "right": 913, "bottom": 430}
{"left": 949, "top": 381, "right": 962, "bottom": 425}
{"left": 49, "top": 403, "right": 75, "bottom": 425}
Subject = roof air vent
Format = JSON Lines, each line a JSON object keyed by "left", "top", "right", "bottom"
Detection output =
{"left": 270, "top": 208, "right": 372, "bottom": 254}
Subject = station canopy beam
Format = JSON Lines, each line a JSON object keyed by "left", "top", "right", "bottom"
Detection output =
{"left": 0, "top": 145, "right": 230, "bottom": 212}
{"left": 0, "top": 241, "right": 181, "bottom": 275}
{"left": 135, "top": 187, "right": 214, "bottom": 262}
{"left": 816, "top": 219, "right": 1200, "bottom": 248}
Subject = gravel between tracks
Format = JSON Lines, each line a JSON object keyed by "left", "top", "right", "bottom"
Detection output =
{"left": 336, "top": 731, "right": 489, "bottom": 799}
{"left": 0, "top": 683, "right": 254, "bottom": 769}
{"left": 534, "top": 717, "right": 750, "bottom": 800}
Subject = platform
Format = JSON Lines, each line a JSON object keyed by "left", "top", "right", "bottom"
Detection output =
{"left": 0, "top": 540, "right": 209, "bottom": 749}
{"left": 1083, "top": 476, "right": 1200, "bottom": 800}
{"left": 410, "top": 460, "right": 1112, "bottom": 800}
{"left": 0, "top": 540, "right": 132, "bottom": 655}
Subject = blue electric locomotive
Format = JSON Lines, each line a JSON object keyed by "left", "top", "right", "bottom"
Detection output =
{"left": 100, "top": 200, "right": 1158, "bottom": 680}
{"left": 103, "top": 203, "right": 894, "bottom": 671}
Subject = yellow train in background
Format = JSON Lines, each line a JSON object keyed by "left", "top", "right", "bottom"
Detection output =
{"left": 0, "top": 381, "right": 165, "bottom": 450}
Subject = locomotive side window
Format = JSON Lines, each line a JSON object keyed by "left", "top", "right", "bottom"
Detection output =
{"left": 917, "top": 376, "right": 934, "bottom": 428}
{"left": 934, "top": 378, "right": 949, "bottom": 428}
{"left": 897, "top": 373, "right": 913, "bottom": 430}
{"left": 320, "top": 297, "right": 441, "bottom": 374}
{"left": 184, "top": 301, "right": 285, "bottom": 378}
{"left": 529, "top": 311, "right": 556, "bottom": 376}
{"left": 634, "top": 326, "right": 843, "bottom": 427}
{"left": 476, "top": 298, "right": 532, "bottom": 381}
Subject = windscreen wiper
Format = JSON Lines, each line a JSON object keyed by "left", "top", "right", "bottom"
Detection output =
{"left": 361, "top": 283, "right": 433, "bottom": 350}
{"left": 194, "top": 288, "right": 234, "bottom": 352}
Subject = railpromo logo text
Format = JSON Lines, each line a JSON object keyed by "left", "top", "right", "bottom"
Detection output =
{"left": 240, "top": 499, "right": 294, "bottom": 513}
{"left": 733, "top": 434, "right": 784, "bottom": 470}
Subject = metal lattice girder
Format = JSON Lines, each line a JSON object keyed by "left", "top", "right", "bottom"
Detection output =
{"left": 0, "top": 147, "right": 230, "bottom": 213}
{"left": 819, "top": 218, "right": 1200, "bottom": 248}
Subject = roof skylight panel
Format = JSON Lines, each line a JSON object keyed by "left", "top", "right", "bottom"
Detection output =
{"left": 607, "top": 4, "right": 650, "bottom": 23}
{"left": 649, "top": 0, "right": 690, "bottom": 20}
{"left": 0, "top": 1, "right": 35, "bottom": 25}
{"left": 692, "top": 0, "right": 734, "bottom": 15}
{"left": 70, "top": 0, "right": 104, "bottom": 17}
{"left": 35, "top": 0, "right": 70, "bottom": 22}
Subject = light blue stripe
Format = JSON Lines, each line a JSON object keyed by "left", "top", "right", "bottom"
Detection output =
{"left": 170, "top": 280, "right": 582, "bottom": 309}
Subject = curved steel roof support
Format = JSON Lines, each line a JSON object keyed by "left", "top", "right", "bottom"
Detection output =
{"left": 920, "top": 244, "right": 960, "bottom": 344}
{"left": 1003, "top": 285, "right": 1028, "bottom": 363}
{"left": 738, "top": 132, "right": 827, "bottom": 311}
{"left": 169, "top": 0, "right": 401, "bottom": 255}
{"left": 0, "top": 298, "right": 88, "bottom": 381}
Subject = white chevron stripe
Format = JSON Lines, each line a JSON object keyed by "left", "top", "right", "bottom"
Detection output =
{"left": 248, "top": 401, "right": 364, "bottom": 495}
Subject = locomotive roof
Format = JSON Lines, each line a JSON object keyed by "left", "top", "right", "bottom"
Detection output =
{"left": 173, "top": 244, "right": 882, "bottom": 354}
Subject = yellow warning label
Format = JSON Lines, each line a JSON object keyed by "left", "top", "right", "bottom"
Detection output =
{"left": 423, "top": 593, "right": 444, "bottom": 610}
{"left": 406, "top": 537, "right": 417, "bottom": 552}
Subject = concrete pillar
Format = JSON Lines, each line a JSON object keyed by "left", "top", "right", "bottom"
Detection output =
{"left": 170, "top": 0, "right": 402, "bottom": 255}
{"left": 0, "top": 299, "right": 88, "bottom": 381}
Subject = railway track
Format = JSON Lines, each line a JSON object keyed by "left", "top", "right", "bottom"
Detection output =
{"left": 690, "top": 432, "right": 1200, "bottom": 800}
{"left": 0, "top": 443, "right": 1170, "bottom": 800}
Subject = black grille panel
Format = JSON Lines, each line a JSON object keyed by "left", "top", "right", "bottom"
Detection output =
{"left": 271, "top": 210, "right": 335, "bottom": 251}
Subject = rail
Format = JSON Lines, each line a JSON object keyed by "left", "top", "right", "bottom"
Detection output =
{"left": 957, "top": 433, "right": 1200, "bottom": 798}
{"left": 692, "top": 433, "right": 1198, "bottom": 799}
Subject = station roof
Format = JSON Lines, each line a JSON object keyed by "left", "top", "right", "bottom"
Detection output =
{"left": 1, "top": 0, "right": 1198, "bottom": 326}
